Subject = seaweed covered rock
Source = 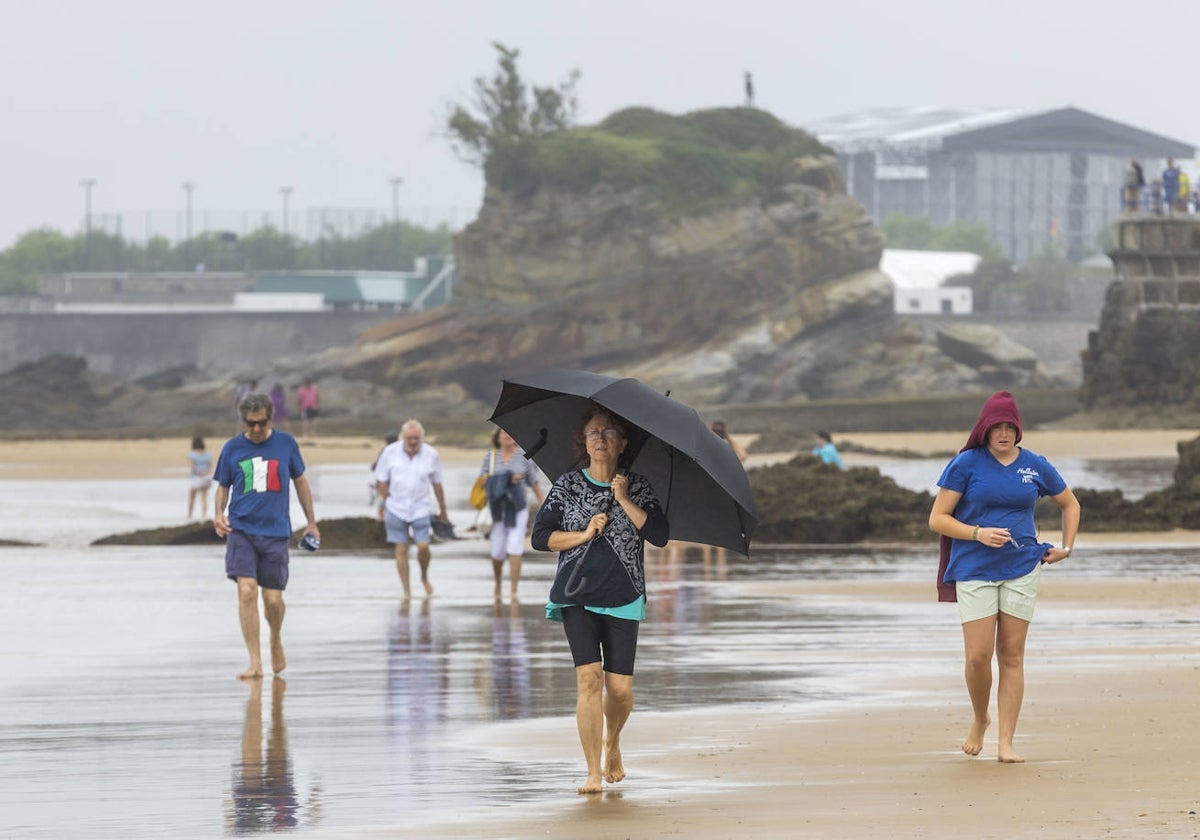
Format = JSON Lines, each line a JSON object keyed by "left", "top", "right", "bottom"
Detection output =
{"left": 92, "top": 517, "right": 393, "bottom": 549}
{"left": 1133, "top": 434, "right": 1200, "bottom": 529}
{"left": 292, "top": 517, "right": 389, "bottom": 551}
{"left": 92, "top": 521, "right": 224, "bottom": 546}
{"left": 748, "top": 455, "right": 933, "bottom": 543}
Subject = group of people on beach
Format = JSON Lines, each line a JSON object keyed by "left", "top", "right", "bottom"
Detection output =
{"left": 208, "top": 386, "right": 1079, "bottom": 791}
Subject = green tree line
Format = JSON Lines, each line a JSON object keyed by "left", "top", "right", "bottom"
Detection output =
{"left": 0, "top": 221, "right": 455, "bottom": 295}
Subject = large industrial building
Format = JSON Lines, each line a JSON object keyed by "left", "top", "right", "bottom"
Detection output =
{"left": 808, "top": 106, "right": 1195, "bottom": 263}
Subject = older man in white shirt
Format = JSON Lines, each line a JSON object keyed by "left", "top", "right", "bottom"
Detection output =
{"left": 373, "top": 419, "right": 448, "bottom": 598}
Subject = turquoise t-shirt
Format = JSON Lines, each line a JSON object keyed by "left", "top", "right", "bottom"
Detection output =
{"left": 545, "top": 595, "right": 646, "bottom": 623}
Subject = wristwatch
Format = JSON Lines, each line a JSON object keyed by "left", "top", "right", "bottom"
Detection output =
{"left": 1061, "top": 546, "right": 1072, "bottom": 555}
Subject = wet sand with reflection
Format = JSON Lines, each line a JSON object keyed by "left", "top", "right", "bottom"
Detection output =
{"left": 1, "top": 437, "right": 1197, "bottom": 838}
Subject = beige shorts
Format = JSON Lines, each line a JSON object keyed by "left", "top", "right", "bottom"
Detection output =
{"left": 955, "top": 563, "right": 1042, "bottom": 623}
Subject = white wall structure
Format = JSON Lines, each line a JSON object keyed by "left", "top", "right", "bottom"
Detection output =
{"left": 881, "top": 249, "right": 979, "bottom": 315}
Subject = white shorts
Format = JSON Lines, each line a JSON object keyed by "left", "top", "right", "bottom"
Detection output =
{"left": 190, "top": 476, "right": 211, "bottom": 491}
{"left": 489, "top": 508, "right": 529, "bottom": 559}
{"left": 956, "top": 563, "right": 1042, "bottom": 623}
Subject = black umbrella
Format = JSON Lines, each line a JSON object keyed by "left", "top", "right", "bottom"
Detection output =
{"left": 488, "top": 370, "right": 758, "bottom": 554}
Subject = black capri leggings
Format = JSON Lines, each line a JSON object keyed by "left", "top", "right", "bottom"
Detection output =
{"left": 561, "top": 606, "right": 640, "bottom": 675}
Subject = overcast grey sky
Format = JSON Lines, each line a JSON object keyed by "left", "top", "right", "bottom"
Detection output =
{"left": 3, "top": 0, "right": 1198, "bottom": 249}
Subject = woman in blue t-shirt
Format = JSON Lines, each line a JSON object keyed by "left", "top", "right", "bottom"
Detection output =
{"left": 929, "top": 391, "right": 1079, "bottom": 764}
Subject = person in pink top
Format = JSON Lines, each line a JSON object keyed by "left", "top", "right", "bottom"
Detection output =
{"left": 295, "top": 378, "right": 320, "bottom": 437}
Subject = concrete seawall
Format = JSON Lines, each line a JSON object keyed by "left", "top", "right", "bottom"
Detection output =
{"left": 0, "top": 311, "right": 396, "bottom": 380}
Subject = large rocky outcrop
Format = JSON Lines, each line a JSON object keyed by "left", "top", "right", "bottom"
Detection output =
{"left": 1083, "top": 216, "right": 1200, "bottom": 411}
{"left": 0, "top": 110, "right": 1061, "bottom": 434}
{"left": 323, "top": 148, "right": 1051, "bottom": 408}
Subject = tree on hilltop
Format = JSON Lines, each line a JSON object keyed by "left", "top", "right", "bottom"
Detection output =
{"left": 445, "top": 43, "right": 580, "bottom": 186}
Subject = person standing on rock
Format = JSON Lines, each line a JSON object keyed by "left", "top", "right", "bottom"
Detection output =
{"left": 928, "top": 390, "right": 1079, "bottom": 763}
{"left": 214, "top": 392, "right": 320, "bottom": 680}
{"left": 374, "top": 418, "right": 448, "bottom": 599}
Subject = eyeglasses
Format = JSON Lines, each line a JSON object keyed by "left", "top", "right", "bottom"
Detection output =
{"left": 244, "top": 417, "right": 270, "bottom": 429}
{"left": 585, "top": 428, "right": 622, "bottom": 441}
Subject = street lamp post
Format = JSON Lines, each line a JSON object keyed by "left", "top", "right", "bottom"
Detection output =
{"left": 182, "top": 181, "right": 195, "bottom": 241}
{"left": 388, "top": 176, "right": 403, "bottom": 226}
{"left": 388, "top": 176, "right": 404, "bottom": 267}
{"left": 80, "top": 178, "right": 96, "bottom": 269}
{"left": 280, "top": 186, "right": 292, "bottom": 237}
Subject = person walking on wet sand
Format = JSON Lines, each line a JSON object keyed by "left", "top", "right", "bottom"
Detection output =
{"left": 531, "top": 405, "right": 669, "bottom": 794}
{"left": 928, "top": 391, "right": 1079, "bottom": 762}
{"left": 374, "top": 418, "right": 448, "bottom": 599}
{"left": 296, "top": 378, "right": 319, "bottom": 438}
{"left": 187, "top": 436, "right": 212, "bottom": 520}
{"left": 480, "top": 427, "right": 545, "bottom": 600}
{"left": 214, "top": 392, "right": 320, "bottom": 680}
{"left": 710, "top": 420, "right": 747, "bottom": 462}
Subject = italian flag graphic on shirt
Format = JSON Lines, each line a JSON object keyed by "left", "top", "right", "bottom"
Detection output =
{"left": 238, "top": 456, "right": 281, "bottom": 494}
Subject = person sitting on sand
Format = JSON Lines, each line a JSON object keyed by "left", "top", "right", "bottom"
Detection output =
{"left": 928, "top": 390, "right": 1079, "bottom": 763}
{"left": 214, "top": 392, "right": 320, "bottom": 681}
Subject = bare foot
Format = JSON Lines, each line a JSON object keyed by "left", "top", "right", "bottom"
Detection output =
{"left": 422, "top": 579, "right": 434, "bottom": 597}
{"left": 577, "top": 774, "right": 603, "bottom": 795}
{"left": 603, "top": 743, "right": 625, "bottom": 783}
{"left": 237, "top": 665, "right": 263, "bottom": 681}
{"left": 998, "top": 747, "right": 1025, "bottom": 763}
{"left": 962, "top": 715, "right": 990, "bottom": 756}
{"left": 270, "top": 639, "right": 287, "bottom": 675}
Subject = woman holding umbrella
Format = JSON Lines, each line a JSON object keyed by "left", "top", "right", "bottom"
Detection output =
{"left": 531, "top": 404, "right": 670, "bottom": 795}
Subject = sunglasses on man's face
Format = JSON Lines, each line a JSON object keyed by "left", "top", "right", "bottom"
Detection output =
{"left": 244, "top": 417, "right": 270, "bottom": 429}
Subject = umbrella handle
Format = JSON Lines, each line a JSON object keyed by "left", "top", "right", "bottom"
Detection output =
{"left": 563, "top": 533, "right": 601, "bottom": 598}
{"left": 563, "top": 562, "right": 587, "bottom": 598}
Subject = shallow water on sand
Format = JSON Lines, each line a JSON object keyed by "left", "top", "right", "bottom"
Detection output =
{"left": 869, "top": 455, "right": 1178, "bottom": 500}
{"left": 1, "top": 463, "right": 1197, "bottom": 837}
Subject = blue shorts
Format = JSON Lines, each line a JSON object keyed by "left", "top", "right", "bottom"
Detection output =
{"left": 225, "top": 530, "right": 290, "bottom": 590}
{"left": 385, "top": 512, "right": 431, "bottom": 545}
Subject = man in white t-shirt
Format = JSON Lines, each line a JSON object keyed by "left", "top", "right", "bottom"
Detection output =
{"left": 373, "top": 418, "right": 448, "bottom": 598}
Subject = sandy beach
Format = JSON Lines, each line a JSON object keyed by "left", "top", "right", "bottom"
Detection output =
{"left": 1, "top": 433, "right": 1197, "bottom": 839}
{"left": 3, "top": 426, "right": 1196, "bottom": 480}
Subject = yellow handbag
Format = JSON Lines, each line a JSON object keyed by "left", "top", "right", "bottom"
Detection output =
{"left": 470, "top": 450, "right": 495, "bottom": 510}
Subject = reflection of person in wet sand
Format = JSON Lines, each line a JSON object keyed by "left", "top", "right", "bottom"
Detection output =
{"left": 214, "top": 393, "right": 320, "bottom": 680}
{"left": 227, "top": 677, "right": 320, "bottom": 833}
{"left": 489, "top": 600, "right": 532, "bottom": 719}
{"left": 385, "top": 599, "right": 449, "bottom": 785}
